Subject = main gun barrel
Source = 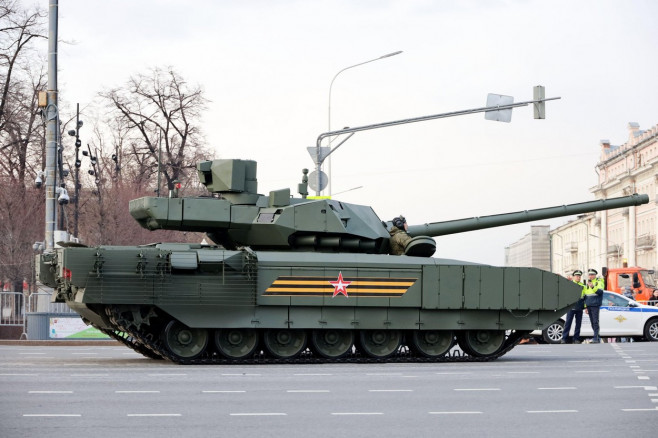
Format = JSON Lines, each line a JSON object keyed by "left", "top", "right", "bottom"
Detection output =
{"left": 407, "top": 194, "right": 649, "bottom": 237}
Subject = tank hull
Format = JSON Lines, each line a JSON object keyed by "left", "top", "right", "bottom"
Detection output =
{"left": 41, "top": 244, "right": 579, "bottom": 362}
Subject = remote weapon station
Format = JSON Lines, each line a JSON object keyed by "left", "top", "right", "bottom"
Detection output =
{"left": 37, "top": 90, "right": 650, "bottom": 363}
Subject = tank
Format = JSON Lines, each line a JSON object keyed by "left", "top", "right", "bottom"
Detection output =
{"left": 37, "top": 158, "right": 649, "bottom": 363}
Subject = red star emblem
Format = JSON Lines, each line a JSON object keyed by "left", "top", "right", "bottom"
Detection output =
{"left": 329, "top": 272, "right": 351, "bottom": 298}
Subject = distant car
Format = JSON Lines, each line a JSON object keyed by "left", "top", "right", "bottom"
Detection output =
{"left": 532, "top": 291, "right": 658, "bottom": 343}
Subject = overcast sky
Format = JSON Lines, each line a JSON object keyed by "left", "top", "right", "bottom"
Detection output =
{"left": 48, "top": 0, "right": 658, "bottom": 266}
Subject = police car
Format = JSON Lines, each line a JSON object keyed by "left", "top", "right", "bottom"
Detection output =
{"left": 533, "top": 291, "right": 658, "bottom": 343}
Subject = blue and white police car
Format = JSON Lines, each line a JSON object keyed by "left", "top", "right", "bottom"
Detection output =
{"left": 534, "top": 291, "right": 658, "bottom": 343}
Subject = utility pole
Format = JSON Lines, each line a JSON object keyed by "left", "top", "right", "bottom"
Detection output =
{"left": 44, "top": 0, "right": 59, "bottom": 250}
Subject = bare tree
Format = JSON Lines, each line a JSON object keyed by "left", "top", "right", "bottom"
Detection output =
{"left": 100, "top": 67, "right": 210, "bottom": 193}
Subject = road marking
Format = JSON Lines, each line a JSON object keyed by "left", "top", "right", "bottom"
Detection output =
{"left": 638, "top": 376, "right": 650, "bottom": 380}
{"left": 651, "top": 399, "right": 658, "bottom": 403}
{"left": 649, "top": 393, "right": 658, "bottom": 396}
{"left": 575, "top": 370, "right": 609, "bottom": 373}
{"left": 508, "top": 371, "right": 540, "bottom": 374}
{"left": 72, "top": 352, "right": 98, "bottom": 355}
{"left": 69, "top": 374, "right": 109, "bottom": 377}
{"left": 569, "top": 360, "right": 601, "bottom": 363}
{"left": 626, "top": 360, "right": 637, "bottom": 363}
{"left": 148, "top": 373, "right": 187, "bottom": 376}
{"left": 614, "top": 386, "right": 657, "bottom": 389}
{"left": 115, "top": 391, "right": 160, "bottom": 394}
{"left": 221, "top": 373, "right": 260, "bottom": 376}
{"left": 527, "top": 410, "right": 578, "bottom": 413}
{"left": 436, "top": 372, "right": 472, "bottom": 375}
{"left": 453, "top": 388, "right": 500, "bottom": 391}
{"left": 23, "top": 414, "right": 81, "bottom": 417}
{"left": 294, "top": 373, "right": 332, "bottom": 376}
{"left": 230, "top": 413, "right": 287, "bottom": 416}
{"left": 127, "top": 413, "right": 181, "bottom": 417}
{"left": 202, "top": 390, "right": 246, "bottom": 393}
{"left": 429, "top": 411, "right": 482, "bottom": 415}
{"left": 19, "top": 353, "right": 45, "bottom": 355}
{"left": 368, "top": 389, "right": 413, "bottom": 392}
{"left": 366, "top": 373, "right": 402, "bottom": 376}
{"left": 28, "top": 391, "right": 73, "bottom": 394}
{"left": 0, "top": 373, "right": 37, "bottom": 376}
{"left": 621, "top": 407, "right": 658, "bottom": 412}
{"left": 331, "top": 412, "right": 383, "bottom": 416}
{"left": 538, "top": 387, "right": 576, "bottom": 390}
{"left": 286, "top": 390, "right": 330, "bottom": 393}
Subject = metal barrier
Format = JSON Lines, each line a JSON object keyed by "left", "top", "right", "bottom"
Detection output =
{"left": 1, "top": 290, "right": 79, "bottom": 340}
{"left": 1, "top": 291, "right": 25, "bottom": 326}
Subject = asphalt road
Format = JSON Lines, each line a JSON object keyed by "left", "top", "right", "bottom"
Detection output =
{"left": 1, "top": 342, "right": 657, "bottom": 438}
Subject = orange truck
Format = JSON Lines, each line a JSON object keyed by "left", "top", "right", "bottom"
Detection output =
{"left": 602, "top": 266, "right": 657, "bottom": 303}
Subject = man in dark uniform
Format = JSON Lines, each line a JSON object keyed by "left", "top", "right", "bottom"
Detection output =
{"left": 389, "top": 216, "right": 412, "bottom": 255}
{"left": 561, "top": 270, "right": 585, "bottom": 344}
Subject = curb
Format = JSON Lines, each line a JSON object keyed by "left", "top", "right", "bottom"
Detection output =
{"left": 0, "top": 340, "right": 121, "bottom": 346}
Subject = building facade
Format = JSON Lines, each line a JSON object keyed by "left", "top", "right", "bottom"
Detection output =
{"left": 549, "top": 122, "right": 658, "bottom": 275}
{"left": 504, "top": 225, "right": 550, "bottom": 270}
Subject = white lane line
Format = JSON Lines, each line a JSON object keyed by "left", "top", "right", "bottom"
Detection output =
{"left": 148, "top": 373, "right": 187, "bottom": 376}
{"left": 651, "top": 399, "right": 658, "bottom": 403}
{"left": 630, "top": 366, "right": 640, "bottom": 368}
{"left": 453, "top": 388, "right": 500, "bottom": 391}
{"left": 621, "top": 407, "right": 658, "bottom": 412}
{"left": 575, "top": 370, "right": 609, "bottom": 373}
{"left": 368, "top": 389, "right": 413, "bottom": 392}
{"left": 23, "top": 414, "right": 81, "bottom": 417}
{"left": 286, "top": 390, "right": 330, "bottom": 393}
{"left": 221, "top": 373, "right": 260, "bottom": 376}
{"left": 508, "top": 372, "right": 540, "bottom": 374}
{"left": 638, "top": 376, "right": 650, "bottom": 380}
{"left": 71, "top": 352, "right": 98, "bottom": 355}
{"left": 569, "top": 360, "right": 602, "bottom": 363}
{"left": 538, "top": 387, "right": 577, "bottom": 390}
{"left": 115, "top": 391, "right": 160, "bottom": 394}
{"left": 527, "top": 410, "right": 578, "bottom": 413}
{"left": 230, "top": 413, "right": 287, "bottom": 416}
{"left": 19, "top": 353, "right": 45, "bottom": 355}
{"left": 0, "top": 373, "right": 37, "bottom": 376}
{"left": 28, "top": 391, "right": 73, "bottom": 394}
{"left": 202, "top": 390, "right": 246, "bottom": 393}
{"left": 429, "top": 411, "right": 482, "bottom": 415}
{"left": 331, "top": 412, "right": 383, "bottom": 416}
{"left": 614, "top": 386, "right": 657, "bottom": 390}
{"left": 127, "top": 413, "right": 181, "bottom": 417}
{"left": 366, "top": 373, "right": 402, "bottom": 376}
{"left": 436, "top": 372, "right": 472, "bottom": 375}
{"left": 69, "top": 374, "right": 109, "bottom": 377}
{"left": 294, "top": 373, "right": 332, "bottom": 376}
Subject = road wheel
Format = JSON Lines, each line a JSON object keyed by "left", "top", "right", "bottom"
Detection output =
{"left": 162, "top": 320, "right": 208, "bottom": 360}
{"left": 644, "top": 318, "right": 658, "bottom": 342}
{"left": 457, "top": 330, "right": 505, "bottom": 357}
{"left": 311, "top": 329, "right": 354, "bottom": 359}
{"left": 214, "top": 328, "right": 259, "bottom": 360}
{"left": 357, "top": 330, "right": 401, "bottom": 359}
{"left": 409, "top": 330, "right": 454, "bottom": 358}
{"left": 263, "top": 329, "right": 307, "bottom": 359}
{"left": 543, "top": 320, "right": 565, "bottom": 344}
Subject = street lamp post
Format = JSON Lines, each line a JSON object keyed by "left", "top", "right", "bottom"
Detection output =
{"left": 326, "top": 51, "right": 402, "bottom": 196}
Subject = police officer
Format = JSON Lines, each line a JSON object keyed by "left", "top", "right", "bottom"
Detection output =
{"left": 561, "top": 270, "right": 585, "bottom": 344}
{"left": 583, "top": 268, "right": 605, "bottom": 343}
{"left": 389, "top": 216, "right": 412, "bottom": 255}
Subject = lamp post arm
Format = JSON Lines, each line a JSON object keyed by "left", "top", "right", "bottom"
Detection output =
{"left": 318, "top": 96, "right": 560, "bottom": 148}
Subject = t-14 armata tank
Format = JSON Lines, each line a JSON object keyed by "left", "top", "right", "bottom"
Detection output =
{"left": 38, "top": 159, "right": 649, "bottom": 363}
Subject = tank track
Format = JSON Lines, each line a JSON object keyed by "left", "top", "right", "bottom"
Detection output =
{"left": 104, "top": 305, "right": 526, "bottom": 365}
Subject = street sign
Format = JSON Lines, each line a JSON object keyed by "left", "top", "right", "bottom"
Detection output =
{"left": 308, "top": 170, "right": 328, "bottom": 192}
{"left": 307, "top": 146, "right": 331, "bottom": 165}
{"left": 485, "top": 93, "right": 513, "bottom": 122}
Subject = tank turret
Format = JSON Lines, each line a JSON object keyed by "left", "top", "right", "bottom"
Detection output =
{"left": 129, "top": 159, "right": 649, "bottom": 256}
